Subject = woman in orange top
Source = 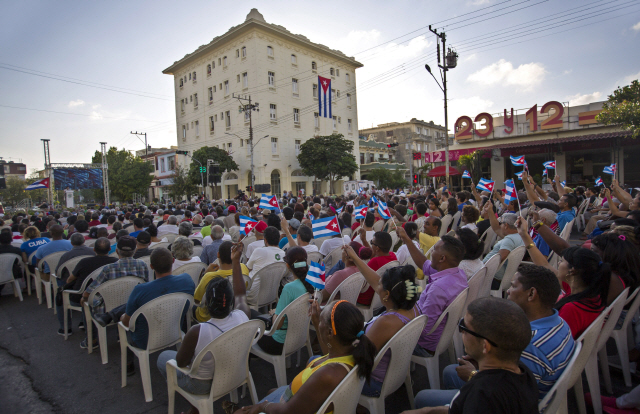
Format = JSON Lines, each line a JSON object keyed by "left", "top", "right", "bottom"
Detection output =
{"left": 234, "top": 300, "right": 376, "bottom": 414}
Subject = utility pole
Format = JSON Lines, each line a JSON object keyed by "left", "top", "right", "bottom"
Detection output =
{"left": 234, "top": 94, "right": 259, "bottom": 196}
{"left": 41, "top": 139, "right": 53, "bottom": 206}
{"left": 130, "top": 131, "right": 148, "bottom": 158}
{"left": 100, "top": 142, "right": 110, "bottom": 206}
{"left": 427, "top": 26, "right": 458, "bottom": 189}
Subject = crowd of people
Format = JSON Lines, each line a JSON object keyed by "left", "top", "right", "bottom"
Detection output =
{"left": 1, "top": 177, "right": 640, "bottom": 414}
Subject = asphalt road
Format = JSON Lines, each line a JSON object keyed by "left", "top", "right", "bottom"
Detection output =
{"left": 0, "top": 293, "right": 435, "bottom": 414}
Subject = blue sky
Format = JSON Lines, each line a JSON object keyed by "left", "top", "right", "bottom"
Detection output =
{"left": 1, "top": 0, "right": 639, "bottom": 172}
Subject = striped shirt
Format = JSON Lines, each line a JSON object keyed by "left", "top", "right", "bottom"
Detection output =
{"left": 520, "top": 310, "right": 575, "bottom": 400}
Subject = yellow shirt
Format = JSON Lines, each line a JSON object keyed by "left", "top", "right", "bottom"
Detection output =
{"left": 194, "top": 264, "right": 249, "bottom": 322}
{"left": 418, "top": 233, "right": 440, "bottom": 255}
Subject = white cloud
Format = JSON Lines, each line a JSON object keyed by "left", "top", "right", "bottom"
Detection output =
{"left": 563, "top": 69, "right": 572, "bottom": 75}
{"left": 567, "top": 92, "right": 602, "bottom": 106}
{"left": 466, "top": 59, "right": 546, "bottom": 91}
{"left": 464, "top": 53, "right": 477, "bottom": 62}
{"left": 469, "top": 0, "right": 491, "bottom": 5}
{"left": 67, "top": 99, "right": 85, "bottom": 108}
{"left": 632, "top": 21, "right": 640, "bottom": 31}
{"left": 624, "top": 71, "right": 640, "bottom": 83}
{"left": 90, "top": 111, "right": 104, "bottom": 120}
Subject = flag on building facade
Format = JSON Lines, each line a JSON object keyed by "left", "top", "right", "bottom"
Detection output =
{"left": 543, "top": 161, "right": 556, "bottom": 169}
{"left": 312, "top": 216, "right": 341, "bottom": 238}
{"left": 462, "top": 170, "right": 472, "bottom": 179}
{"left": 259, "top": 194, "right": 279, "bottom": 210}
{"left": 26, "top": 178, "right": 50, "bottom": 190}
{"left": 476, "top": 178, "right": 495, "bottom": 193}
{"left": 510, "top": 155, "right": 525, "bottom": 166}
{"left": 306, "top": 262, "right": 326, "bottom": 290}
{"left": 318, "top": 76, "right": 332, "bottom": 118}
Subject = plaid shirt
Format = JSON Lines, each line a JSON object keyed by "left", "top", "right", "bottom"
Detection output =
{"left": 85, "top": 258, "right": 149, "bottom": 313}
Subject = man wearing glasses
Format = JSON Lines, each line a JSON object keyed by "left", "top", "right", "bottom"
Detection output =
{"left": 402, "top": 297, "right": 538, "bottom": 414}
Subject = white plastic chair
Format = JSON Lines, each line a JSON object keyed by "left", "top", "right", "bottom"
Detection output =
{"left": 326, "top": 272, "right": 365, "bottom": 306}
{"left": 172, "top": 262, "right": 207, "bottom": 286}
{"left": 63, "top": 266, "right": 104, "bottom": 341}
{"left": 358, "top": 261, "right": 401, "bottom": 321}
{"left": 323, "top": 246, "right": 343, "bottom": 270}
{"left": 119, "top": 292, "right": 194, "bottom": 402}
{"left": 359, "top": 315, "right": 428, "bottom": 414}
{"left": 480, "top": 227, "right": 497, "bottom": 256}
{"left": 137, "top": 255, "right": 154, "bottom": 281}
{"left": 410, "top": 288, "right": 469, "bottom": 389}
{"left": 306, "top": 251, "right": 324, "bottom": 265}
{"left": 438, "top": 215, "right": 453, "bottom": 237}
{"left": 372, "top": 219, "right": 385, "bottom": 232}
{"left": 37, "top": 251, "right": 67, "bottom": 310}
{"left": 192, "top": 245, "right": 204, "bottom": 257}
{"left": 251, "top": 294, "right": 311, "bottom": 387}
{"left": 450, "top": 211, "right": 462, "bottom": 232}
{"left": 478, "top": 254, "right": 501, "bottom": 299}
{"left": 166, "top": 320, "right": 265, "bottom": 414}
{"left": 451, "top": 268, "right": 488, "bottom": 358}
{"left": 559, "top": 219, "right": 575, "bottom": 242}
{"left": 56, "top": 255, "right": 94, "bottom": 339}
{"left": 490, "top": 245, "right": 526, "bottom": 298}
{"left": 84, "top": 239, "right": 97, "bottom": 247}
{"left": 25, "top": 251, "right": 40, "bottom": 299}
{"left": 316, "top": 364, "right": 365, "bottom": 414}
{"left": 539, "top": 342, "right": 583, "bottom": 414}
{"left": 84, "top": 275, "right": 144, "bottom": 363}
{"left": 246, "top": 262, "right": 288, "bottom": 311}
{"left": 164, "top": 233, "right": 179, "bottom": 244}
{"left": 0, "top": 253, "right": 24, "bottom": 301}
{"left": 389, "top": 231, "right": 398, "bottom": 249}
{"left": 149, "top": 241, "right": 170, "bottom": 250}
{"left": 584, "top": 288, "right": 629, "bottom": 414}
{"left": 608, "top": 286, "right": 640, "bottom": 388}
{"left": 240, "top": 235, "right": 256, "bottom": 262}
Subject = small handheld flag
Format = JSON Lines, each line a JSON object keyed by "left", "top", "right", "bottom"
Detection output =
{"left": 462, "top": 170, "right": 472, "bottom": 179}
{"left": 510, "top": 155, "right": 525, "bottom": 166}
{"left": 377, "top": 200, "right": 392, "bottom": 219}
{"left": 259, "top": 194, "right": 279, "bottom": 210}
{"left": 543, "top": 168, "right": 548, "bottom": 176}
{"left": 504, "top": 180, "right": 518, "bottom": 203}
{"left": 560, "top": 180, "right": 566, "bottom": 187}
{"left": 543, "top": 161, "right": 556, "bottom": 169}
{"left": 476, "top": 178, "right": 495, "bottom": 193}
{"left": 26, "top": 177, "right": 50, "bottom": 191}
{"left": 371, "top": 195, "right": 379, "bottom": 205}
{"left": 335, "top": 206, "right": 344, "bottom": 215}
{"left": 603, "top": 164, "right": 616, "bottom": 175}
{"left": 239, "top": 215, "right": 258, "bottom": 236}
{"left": 354, "top": 205, "right": 368, "bottom": 219}
{"left": 595, "top": 177, "right": 604, "bottom": 186}
{"left": 514, "top": 171, "right": 524, "bottom": 180}
{"left": 306, "top": 261, "right": 326, "bottom": 290}
{"left": 356, "top": 187, "right": 365, "bottom": 196}
{"left": 312, "top": 216, "right": 341, "bottom": 239}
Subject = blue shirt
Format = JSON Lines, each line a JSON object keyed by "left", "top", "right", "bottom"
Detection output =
{"left": 35, "top": 239, "right": 73, "bottom": 273}
{"left": 129, "top": 230, "right": 142, "bottom": 238}
{"left": 278, "top": 234, "right": 296, "bottom": 249}
{"left": 520, "top": 310, "right": 575, "bottom": 400}
{"left": 109, "top": 244, "right": 117, "bottom": 255}
{"left": 21, "top": 238, "right": 50, "bottom": 265}
{"left": 556, "top": 209, "right": 576, "bottom": 233}
{"left": 125, "top": 273, "right": 195, "bottom": 348}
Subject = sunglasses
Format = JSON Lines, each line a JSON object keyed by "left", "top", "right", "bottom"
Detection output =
{"left": 458, "top": 318, "right": 499, "bottom": 347}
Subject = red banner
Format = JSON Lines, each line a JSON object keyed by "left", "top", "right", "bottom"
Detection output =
{"left": 424, "top": 148, "right": 489, "bottom": 163}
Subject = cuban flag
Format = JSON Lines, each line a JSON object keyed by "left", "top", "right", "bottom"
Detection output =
{"left": 514, "top": 171, "right": 524, "bottom": 180}
{"left": 371, "top": 195, "right": 379, "bottom": 205}
{"left": 595, "top": 177, "right": 604, "bottom": 186}
{"left": 543, "top": 168, "right": 548, "bottom": 176}
{"left": 510, "top": 155, "right": 525, "bottom": 166}
{"left": 377, "top": 200, "right": 392, "bottom": 219}
{"left": 543, "top": 161, "right": 556, "bottom": 169}
{"left": 318, "top": 76, "right": 332, "bottom": 118}
{"left": 335, "top": 206, "right": 344, "bottom": 215}
{"left": 560, "top": 180, "right": 566, "bottom": 187}
{"left": 504, "top": 179, "right": 518, "bottom": 203}
{"left": 312, "top": 216, "right": 341, "bottom": 239}
{"left": 259, "top": 194, "right": 279, "bottom": 210}
{"left": 603, "top": 164, "right": 616, "bottom": 175}
{"left": 306, "top": 261, "right": 326, "bottom": 290}
{"left": 239, "top": 215, "right": 258, "bottom": 235}
{"left": 356, "top": 187, "right": 366, "bottom": 197}
{"left": 476, "top": 178, "right": 495, "bottom": 193}
{"left": 26, "top": 177, "right": 50, "bottom": 190}
{"left": 355, "top": 205, "right": 368, "bottom": 219}
{"left": 462, "top": 170, "right": 472, "bottom": 179}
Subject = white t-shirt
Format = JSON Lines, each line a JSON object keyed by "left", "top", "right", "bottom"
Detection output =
{"left": 202, "top": 233, "right": 231, "bottom": 247}
{"left": 351, "top": 230, "right": 375, "bottom": 246}
{"left": 459, "top": 259, "right": 484, "bottom": 280}
{"left": 301, "top": 244, "right": 319, "bottom": 254}
{"left": 172, "top": 256, "right": 202, "bottom": 272}
{"left": 149, "top": 237, "right": 168, "bottom": 247}
{"left": 395, "top": 240, "right": 420, "bottom": 264}
{"left": 245, "top": 239, "right": 266, "bottom": 260}
{"left": 157, "top": 224, "right": 179, "bottom": 236}
{"left": 247, "top": 246, "right": 285, "bottom": 279}
{"left": 319, "top": 235, "right": 352, "bottom": 256}
{"left": 192, "top": 310, "right": 249, "bottom": 379}
{"left": 461, "top": 222, "right": 478, "bottom": 234}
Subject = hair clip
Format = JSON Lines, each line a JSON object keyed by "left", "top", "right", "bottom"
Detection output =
{"left": 619, "top": 235, "right": 626, "bottom": 241}
{"left": 293, "top": 261, "right": 307, "bottom": 268}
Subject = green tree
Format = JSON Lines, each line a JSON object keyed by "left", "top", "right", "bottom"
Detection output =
{"left": 168, "top": 165, "right": 198, "bottom": 201}
{"left": 366, "top": 167, "right": 408, "bottom": 189}
{"left": 297, "top": 134, "right": 358, "bottom": 194}
{"left": 457, "top": 150, "right": 487, "bottom": 183}
{"left": 0, "top": 177, "right": 28, "bottom": 206}
{"left": 597, "top": 79, "right": 640, "bottom": 139}
{"left": 188, "top": 146, "right": 239, "bottom": 199}
{"left": 91, "top": 147, "right": 154, "bottom": 202}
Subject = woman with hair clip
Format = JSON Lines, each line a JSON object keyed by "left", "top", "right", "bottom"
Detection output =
{"left": 256, "top": 246, "right": 315, "bottom": 356}
{"left": 342, "top": 244, "right": 422, "bottom": 397}
{"left": 156, "top": 242, "right": 250, "bottom": 414}
{"left": 515, "top": 217, "right": 610, "bottom": 338}
{"left": 455, "top": 228, "right": 485, "bottom": 279}
{"left": 591, "top": 232, "right": 640, "bottom": 295}
{"left": 234, "top": 300, "right": 376, "bottom": 414}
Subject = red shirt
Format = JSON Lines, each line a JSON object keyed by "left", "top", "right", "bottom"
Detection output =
{"left": 357, "top": 252, "right": 398, "bottom": 305}
{"left": 88, "top": 220, "right": 101, "bottom": 227}
{"left": 558, "top": 282, "right": 604, "bottom": 338}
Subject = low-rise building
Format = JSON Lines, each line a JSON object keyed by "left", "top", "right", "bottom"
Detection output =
{"left": 0, "top": 160, "right": 27, "bottom": 180}
{"left": 357, "top": 135, "right": 407, "bottom": 181}
{"left": 136, "top": 147, "right": 179, "bottom": 202}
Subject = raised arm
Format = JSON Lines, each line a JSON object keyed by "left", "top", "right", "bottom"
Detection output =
{"left": 231, "top": 243, "right": 250, "bottom": 318}
{"left": 485, "top": 202, "right": 504, "bottom": 238}
{"left": 280, "top": 216, "right": 298, "bottom": 247}
{"left": 515, "top": 217, "right": 557, "bottom": 275}
{"left": 522, "top": 171, "right": 541, "bottom": 204}
{"left": 535, "top": 223, "right": 570, "bottom": 255}
{"left": 396, "top": 226, "right": 427, "bottom": 270}
{"left": 343, "top": 245, "right": 381, "bottom": 288}
{"left": 471, "top": 185, "right": 483, "bottom": 205}
{"left": 611, "top": 180, "right": 633, "bottom": 206}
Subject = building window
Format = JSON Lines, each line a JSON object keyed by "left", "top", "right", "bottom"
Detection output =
{"left": 168, "top": 156, "right": 175, "bottom": 171}
{"left": 369, "top": 153, "right": 374, "bottom": 163}
{"left": 193, "top": 93, "right": 198, "bottom": 107}
{"left": 224, "top": 80, "right": 229, "bottom": 95}
{"left": 207, "top": 64, "right": 211, "bottom": 75}
{"left": 239, "top": 139, "right": 244, "bottom": 147}
{"left": 270, "top": 104, "right": 277, "bottom": 120}
{"left": 417, "top": 143, "right": 421, "bottom": 151}
{"left": 212, "top": 61, "right": 215, "bottom": 69}
{"left": 346, "top": 73, "right": 350, "bottom": 83}
{"left": 330, "top": 68, "right": 334, "bottom": 76}
{"left": 295, "top": 140, "right": 301, "bottom": 156}
{"left": 209, "top": 116, "right": 214, "bottom": 131}
{"left": 160, "top": 159, "right": 166, "bottom": 173}
{"left": 218, "top": 58, "right": 221, "bottom": 66}
{"left": 360, "top": 153, "right": 365, "bottom": 164}
{"left": 241, "top": 46, "right": 246, "bottom": 57}
{"left": 336, "top": 90, "right": 340, "bottom": 98}
{"left": 181, "top": 99, "right": 185, "bottom": 112}
{"left": 195, "top": 120, "right": 199, "bottom": 136}
{"left": 213, "top": 85, "right": 216, "bottom": 92}
{"left": 215, "top": 114, "right": 218, "bottom": 122}
{"left": 336, "top": 69, "right": 340, "bottom": 76}
{"left": 268, "top": 71, "right": 275, "bottom": 86}
{"left": 208, "top": 87, "right": 213, "bottom": 102}
{"left": 347, "top": 93, "right": 351, "bottom": 105}
{"left": 246, "top": 140, "right": 251, "bottom": 155}
{"left": 225, "top": 111, "right": 231, "bottom": 127}
{"left": 313, "top": 84, "right": 318, "bottom": 98}
{"left": 193, "top": 71, "right": 196, "bottom": 81}
{"left": 190, "top": 95, "right": 192, "bottom": 102}
{"left": 227, "top": 142, "right": 232, "bottom": 150}
{"left": 271, "top": 137, "right": 278, "bottom": 154}
{"left": 314, "top": 112, "right": 319, "bottom": 128}
{"left": 236, "top": 49, "right": 240, "bottom": 58}
{"left": 405, "top": 143, "right": 409, "bottom": 150}
{"left": 292, "top": 78, "right": 298, "bottom": 94}
{"left": 223, "top": 56, "right": 228, "bottom": 67}
{"left": 332, "top": 116, "right": 337, "bottom": 129}
{"left": 291, "top": 54, "right": 297, "bottom": 64}
{"left": 332, "top": 89, "right": 336, "bottom": 101}
{"left": 348, "top": 119, "right": 352, "bottom": 132}
{"left": 271, "top": 170, "right": 281, "bottom": 194}
{"left": 179, "top": 78, "right": 183, "bottom": 87}
{"left": 293, "top": 108, "right": 300, "bottom": 124}
{"left": 267, "top": 46, "right": 273, "bottom": 56}
{"left": 189, "top": 73, "right": 191, "bottom": 80}
{"left": 312, "top": 61, "right": 317, "bottom": 70}
{"left": 237, "top": 74, "right": 240, "bottom": 83}
{"left": 242, "top": 72, "right": 248, "bottom": 88}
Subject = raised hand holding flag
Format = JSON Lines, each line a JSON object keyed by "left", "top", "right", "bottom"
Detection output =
{"left": 306, "top": 261, "right": 326, "bottom": 290}
{"left": 239, "top": 215, "right": 258, "bottom": 236}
